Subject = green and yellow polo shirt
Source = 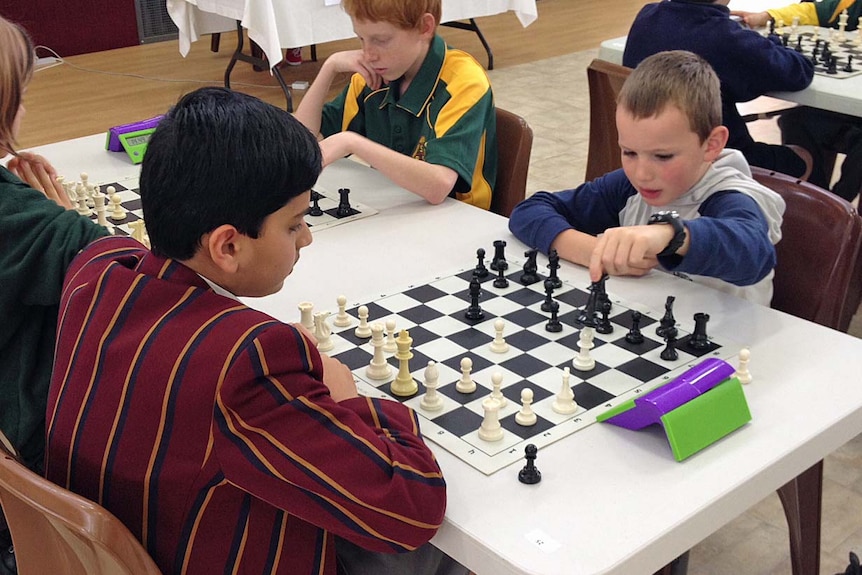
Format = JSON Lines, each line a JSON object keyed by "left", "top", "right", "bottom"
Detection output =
{"left": 321, "top": 34, "right": 497, "bottom": 210}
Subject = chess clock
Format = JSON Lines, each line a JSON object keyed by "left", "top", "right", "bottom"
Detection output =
{"left": 105, "top": 116, "right": 163, "bottom": 164}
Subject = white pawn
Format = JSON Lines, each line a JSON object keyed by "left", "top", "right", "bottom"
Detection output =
{"left": 515, "top": 388, "right": 537, "bottom": 426}
{"left": 420, "top": 361, "right": 444, "bottom": 411}
{"left": 552, "top": 367, "right": 578, "bottom": 415}
{"left": 572, "top": 327, "right": 596, "bottom": 371}
{"left": 478, "top": 398, "right": 503, "bottom": 442}
{"left": 365, "top": 322, "right": 392, "bottom": 380}
{"left": 383, "top": 319, "right": 398, "bottom": 353}
{"left": 735, "top": 348, "right": 752, "bottom": 385}
{"left": 354, "top": 305, "right": 372, "bottom": 338}
{"left": 489, "top": 318, "right": 509, "bottom": 353}
{"left": 333, "top": 295, "right": 352, "bottom": 327}
{"left": 456, "top": 357, "right": 476, "bottom": 393}
{"left": 483, "top": 371, "right": 507, "bottom": 409}
{"left": 313, "top": 311, "right": 334, "bottom": 352}
{"left": 109, "top": 189, "right": 126, "bottom": 221}
{"left": 298, "top": 301, "right": 314, "bottom": 331}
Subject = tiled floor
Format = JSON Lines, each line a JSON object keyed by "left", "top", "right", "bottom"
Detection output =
{"left": 487, "top": 50, "right": 862, "bottom": 575}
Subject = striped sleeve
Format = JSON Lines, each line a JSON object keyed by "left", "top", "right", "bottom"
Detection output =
{"left": 212, "top": 322, "right": 446, "bottom": 553}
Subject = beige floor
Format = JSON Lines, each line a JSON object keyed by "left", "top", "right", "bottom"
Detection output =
{"left": 488, "top": 49, "right": 861, "bottom": 575}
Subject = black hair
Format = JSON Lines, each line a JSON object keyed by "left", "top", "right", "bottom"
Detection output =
{"left": 139, "top": 87, "right": 322, "bottom": 260}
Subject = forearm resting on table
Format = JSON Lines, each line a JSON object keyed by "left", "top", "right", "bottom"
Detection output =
{"left": 550, "top": 229, "right": 598, "bottom": 267}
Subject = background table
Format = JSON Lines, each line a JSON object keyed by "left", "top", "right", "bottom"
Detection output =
{"left": 21, "top": 134, "right": 862, "bottom": 574}
{"left": 598, "top": 30, "right": 862, "bottom": 117}
{"left": 167, "top": 0, "right": 538, "bottom": 72}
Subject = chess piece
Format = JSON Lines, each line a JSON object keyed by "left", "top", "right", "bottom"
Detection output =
{"left": 545, "top": 300, "right": 562, "bottom": 333}
{"left": 656, "top": 295, "right": 676, "bottom": 338}
{"left": 546, "top": 248, "right": 562, "bottom": 289}
{"left": 485, "top": 371, "right": 507, "bottom": 409}
{"left": 736, "top": 348, "right": 752, "bottom": 384}
{"left": 333, "top": 295, "right": 352, "bottom": 327}
{"left": 383, "top": 319, "right": 398, "bottom": 353}
{"left": 519, "top": 249, "right": 540, "bottom": 285}
{"left": 552, "top": 367, "right": 578, "bottom": 415}
{"left": 660, "top": 328, "right": 679, "bottom": 361}
{"left": 335, "top": 188, "right": 352, "bottom": 218}
{"left": 313, "top": 311, "right": 334, "bottom": 352}
{"left": 540, "top": 278, "right": 556, "bottom": 312}
{"left": 456, "top": 357, "right": 476, "bottom": 393}
{"left": 94, "top": 192, "right": 109, "bottom": 228}
{"left": 595, "top": 297, "right": 613, "bottom": 334}
{"left": 474, "top": 247, "right": 489, "bottom": 278}
{"left": 366, "top": 322, "right": 392, "bottom": 380}
{"left": 688, "top": 312, "right": 711, "bottom": 351}
{"left": 354, "top": 305, "right": 372, "bottom": 338}
{"left": 493, "top": 263, "right": 509, "bottom": 289}
{"left": 490, "top": 239, "right": 508, "bottom": 271}
{"left": 129, "top": 220, "right": 149, "bottom": 248}
{"left": 109, "top": 188, "right": 126, "bottom": 221}
{"left": 489, "top": 319, "right": 509, "bottom": 353}
{"left": 464, "top": 277, "right": 484, "bottom": 320}
{"left": 420, "top": 361, "right": 444, "bottom": 411}
{"left": 298, "top": 301, "right": 314, "bottom": 331}
{"left": 625, "top": 310, "right": 645, "bottom": 345}
{"left": 515, "top": 388, "right": 537, "bottom": 426}
{"left": 309, "top": 190, "right": 324, "bottom": 216}
{"left": 391, "top": 330, "right": 418, "bottom": 396}
{"left": 578, "top": 277, "right": 604, "bottom": 328}
{"left": 478, "top": 398, "right": 503, "bottom": 442}
{"left": 518, "top": 444, "right": 541, "bottom": 484}
{"left": 75, "top": 183, "right": 90, "bottom": 216}
{"left": 572, "top": 327, "right": 596, "bottom": 371}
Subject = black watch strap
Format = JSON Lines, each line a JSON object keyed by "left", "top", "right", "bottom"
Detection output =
{"left": 648, "top": 211, "right": 686, "bottom": 257}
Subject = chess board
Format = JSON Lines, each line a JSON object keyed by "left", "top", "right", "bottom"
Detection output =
{"left": 323, "top": 256, "right": 742, "bottom": 475}
{"left": 771, "top": 28, "right": 862, "bottom": 78}
{"left": 82, "top": 177, "right": 377, "bottom": 235}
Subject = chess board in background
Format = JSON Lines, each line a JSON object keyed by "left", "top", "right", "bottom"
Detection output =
{"left": 323, "top": 257, "right": 743, "bottom": 475}
{"left": 768, "top": 25, "right": 862, "bottom": 79}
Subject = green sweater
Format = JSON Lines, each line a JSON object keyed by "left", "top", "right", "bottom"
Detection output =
{"left": 0, "top": 166, "right": 108, "bottom": 471}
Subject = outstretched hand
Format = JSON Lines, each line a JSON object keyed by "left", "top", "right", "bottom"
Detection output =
{"left": 588, "top": 225, "right": 666, "bottom": 281}
{"left": 6, "top": 152, "right": 72, "bottom": 209}
{"left": 729, "top": 10, "right": 771, "bottom": 28}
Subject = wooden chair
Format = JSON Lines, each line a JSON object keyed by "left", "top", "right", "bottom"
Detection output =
{"left": 0, "top": 433, "right": 162, "bottom": 575}
{"left": 492, "top": 107, "right": 533, "bottom": 217}
{"left": 584, "top": 58, "right": 631, "bottom": 182}
{"left": 750, "top": 166, "right": 862, "bottom": 575}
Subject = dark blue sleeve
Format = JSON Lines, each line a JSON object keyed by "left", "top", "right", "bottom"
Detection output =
{"left": 664, "top": 191, "right": 776, "bottom": 286}
{"left": 508, "top": 170, "right": 636, "bottom": 254}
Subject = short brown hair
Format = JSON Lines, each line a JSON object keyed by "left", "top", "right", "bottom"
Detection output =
{"left": 0, "top": 16, "right": 34, "bottom": 154}
{"left": 618, "top": 50, "right": 722, "bottom": 143}
{"left": 341, "top": 0, "right": 441, "bottom": 28}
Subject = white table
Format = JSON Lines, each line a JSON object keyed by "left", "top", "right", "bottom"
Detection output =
{"left": 23, "top": 134, "right": 862, "bottom": 575}
{"left": 167, "top": 0, "right": 538, "bottom": 70}
{"left": 598, "top": 30, "right": 862, "bottom": 117}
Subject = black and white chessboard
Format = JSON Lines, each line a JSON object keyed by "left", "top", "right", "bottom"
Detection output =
{"left": 84, "top": 177, "right": 377, "bottom": 235}
{"left": 771, "top": 27, "right": 862, "bottom": 78}
{"left": 323, "top": 256, "right": 741, "bottom": 475}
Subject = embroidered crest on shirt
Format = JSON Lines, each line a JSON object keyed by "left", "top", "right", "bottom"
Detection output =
{"left": 412, "top": 136, "right": 427, "bottom": 161}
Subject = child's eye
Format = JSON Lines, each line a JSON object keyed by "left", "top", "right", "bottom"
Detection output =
{"left": 655, "top": 154, "right": 674, "bottom": 161}
{"left": 622, "top": 150, "right": 637, "bottom": 158}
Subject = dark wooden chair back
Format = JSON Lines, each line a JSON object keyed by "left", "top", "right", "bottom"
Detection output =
{"left": 585, "top": 58, "right": 632, "bottom": 182}
{"left": 492, "top": 107, "right": 534, "bottom": 217}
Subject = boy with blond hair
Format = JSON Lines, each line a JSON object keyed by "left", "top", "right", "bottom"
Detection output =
{"left": 294, "top": 0, "right": 497, "bottom": 209}
{"left": 509, "top": 50, "right": 785, "bottom": 306}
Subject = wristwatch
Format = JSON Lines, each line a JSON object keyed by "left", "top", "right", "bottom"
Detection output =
{"left": 647, "top": 211, "right": 686, "bottom": 257}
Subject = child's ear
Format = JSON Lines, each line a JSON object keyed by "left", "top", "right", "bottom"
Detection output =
{"left": 703, "top": 125, "right": 729, "bottom": 161}
{"left": 205, "top": 224, "right": 243, "bottom": 274}
{"left": 418, "top": 13, "right": 436, "bottom": 39}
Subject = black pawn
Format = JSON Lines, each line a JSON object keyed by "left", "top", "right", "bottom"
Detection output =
{"left": 625, "top": 310, "right": 645, "bottom": 345}
{"left": 660, "top": 328, "right": 679, "bottom": 361}
{"left": 518, "top": 444, "right": 542, "bottom": 484}
{"left": 493, "top": 264, "right": 509, "bottom": 288}
{"left": 335, "top": 188, "right": 352, "bottom": 218}
{"left": 795, "top": 34, "right": 803, "bottom": 52}
{"left": 595, "top": 297, "right": 613, "bottom": 334}
{"left": 688, "top": 312, "right": 711, "bottom": 351}
{"left": 656, "top": 295, "right": 676, "bottom": 338}
{"left": 309, "top": 190, "right": 324, "bottom": 216}
{"left": 474, "top": 248, "right": 489, "bottom": 278}
{"left": 845, "top": 55, "right": 854, "bottom": 73}
{"left": 490, "top": 239, "right": 508, "bottom": 271}
{"left": 545, "top": 300, "right": 562, "bottom": 333}
{"left": 464, "top": 277, "right": 485, "bottom": 321}
{"left": 828, "top": 55, "right": 838, "bottom": 74}
{"left": 540, "top": 278, "right": 556, "bottom": 312}
{"left": 547, "top": 249, "right": 562, "bottom": 289}
{"left": 520, "top": 249, "right": 540, "bottom": 285}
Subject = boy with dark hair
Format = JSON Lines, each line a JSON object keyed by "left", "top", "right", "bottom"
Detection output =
{"left": 509, "top": 51, "right": 786, "bottom": 306}
{"left": 45, "top": 87, "right": 448, "bottom": 575}
{"left": 622, "top": 0, "right": 814, "bottom": 180}
{"left": 294, "top": 0, "right": 497, "bottom": 209}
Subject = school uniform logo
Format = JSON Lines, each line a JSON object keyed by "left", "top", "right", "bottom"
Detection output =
{"left": 412, "top": 136, "right": 427, "bottom": 161}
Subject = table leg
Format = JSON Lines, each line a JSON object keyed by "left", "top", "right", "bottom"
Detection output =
{"left": 777, "top": 460, "right": 823, "bottom": 575}
{"left": 441, "top": 18, "right": 494, "bottom": 70}
{"left": 224, "top": 21, "right": 293, "bottom": 112}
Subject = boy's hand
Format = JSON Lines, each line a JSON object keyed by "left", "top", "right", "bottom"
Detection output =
{"left": 588, "top": 225, "right": 668, "bottom": 281}
{"left": 729, "top": 10, "right": 770, "bottom": 28}
{"left": 7, "top": 153, "right": 72, "bottom": 209}
{"left": 325, "top": 50, "right": 382, "bottom": 91}
{"left": 319, "top": 355, "right": 359, "bottom": 402}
